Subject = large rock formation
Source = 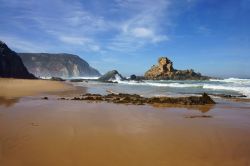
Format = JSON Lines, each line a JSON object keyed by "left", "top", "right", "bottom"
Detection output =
{"left": 144, "top": 57, "right": 209, "bottom": 80}
{"left": 0, "top": 41, "right": 36, "bottom": 79}
{"left": 19, "top": 53, "right": 101, "bottom": 78}
{"left": 98, "top": 70, "right": 124, "bottom": 82}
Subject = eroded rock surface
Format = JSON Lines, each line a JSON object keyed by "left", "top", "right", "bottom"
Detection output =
{"left": 145, "top": 57, "right": 209, "bottom": 80}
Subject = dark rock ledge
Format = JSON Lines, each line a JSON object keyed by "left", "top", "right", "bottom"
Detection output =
{"left": 58, "top": 92, "right": 215, "bottom": 105}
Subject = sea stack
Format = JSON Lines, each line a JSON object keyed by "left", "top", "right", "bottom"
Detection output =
{"left": 0, "top": 41, "right": 36, "bottom": 79}
{"left": 144, "top": 57, "right": 209, "bottom": 80}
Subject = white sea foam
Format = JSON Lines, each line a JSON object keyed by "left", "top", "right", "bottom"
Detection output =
{"left": 207, "top": 78, "right": 250, "bottom": 97}
{"left": 100, "top": 77, "right": 250, "bottom": 98}
{"left": 71, "top": 76, "right": 100, "bottom": 80}
{"left": 109, "top": 74, "right": 122, "bottom": 82}
{"left": 133, "top": 79, "right": 250, "bottom": 97}
{"left": 203, "top": 84, "right": 250, "bottom": 97}
{"left": 116, "top": 80, "right": 202, "bottom": 88}
{"left": 39, "top": 76, "right": 52, "bottom": 79}
{"left": 146, "top": 82, "right": 202, "bottom": 88}
{"left": 210, "top": 78, "right": 250, "bottom": 85}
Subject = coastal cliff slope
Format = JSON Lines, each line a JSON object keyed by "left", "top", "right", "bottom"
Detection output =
{"left": 19, "top": 53, "right": 101, "bottom": 78}
{"left": 0, "top": 41, "right": 36, "bottom": 79}
{"left": 145, "top": 57, "right": 209, "bottom": 80}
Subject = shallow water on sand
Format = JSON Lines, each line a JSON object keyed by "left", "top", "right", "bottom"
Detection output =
{"left": 0, "top": 99, "right": 250, "bottom": 166}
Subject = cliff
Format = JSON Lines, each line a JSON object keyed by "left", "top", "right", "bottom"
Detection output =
{"left": 19, "top": 53, "right": 101, "bottom": 78}
{"left": 0, "top": 41, "right": 36, "bottom": 79}
{"left": 144, "top": 57, "right": 209, "bottom": 80}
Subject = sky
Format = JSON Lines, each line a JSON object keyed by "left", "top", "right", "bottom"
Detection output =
{"left": 0, "top": 0, "right": 250, "bottom": 78}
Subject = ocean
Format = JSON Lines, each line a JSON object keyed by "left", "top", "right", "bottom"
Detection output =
{"left": 71, "top": 77, "right": 250, "bottom": 98}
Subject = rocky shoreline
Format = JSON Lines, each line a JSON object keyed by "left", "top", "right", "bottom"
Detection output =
{"left": 56, "top": 92, "right": 215, "bottom": 106}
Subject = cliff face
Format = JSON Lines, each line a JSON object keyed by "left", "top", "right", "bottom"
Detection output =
{"left": 145, "top": 57, "right": 209, "bottom": 80}
{"left": 0, "top": 41, "right": 36, "bottom": 79}
{"left": 19, "top": 53, "right": 101, "bottom": 78}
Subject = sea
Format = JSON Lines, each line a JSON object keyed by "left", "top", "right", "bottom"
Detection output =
{"left": 70, "top": 77, "right": 250, "bottom": 98}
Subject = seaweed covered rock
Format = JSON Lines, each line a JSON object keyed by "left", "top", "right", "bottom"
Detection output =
{"left": 69, "top": 92, "right": 215, "bottom": 105}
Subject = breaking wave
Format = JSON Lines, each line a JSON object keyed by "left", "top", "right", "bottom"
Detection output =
{"left": 205, "top": 78, "right": 250, "bottom": 97}
{"left": 71, "top": 76, "right": 100, "bottom": 80}
{"left": 119, "top": 81, "right": 202, "bottom": 88}
{"left": 210, "top": 78, "right": 250, "bottom": 85}
{"left": 113, "top": 78, "right": 250, "bottom": 98}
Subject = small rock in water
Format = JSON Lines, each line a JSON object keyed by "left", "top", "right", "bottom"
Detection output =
{"left": 50, "top": 77, "right": 65, "bottom": 81}
{"left": 185, "top": 115, "right": 212, "bottom": 118}
{"left": 213, "top": 94, "right": 247, "bottom": 99}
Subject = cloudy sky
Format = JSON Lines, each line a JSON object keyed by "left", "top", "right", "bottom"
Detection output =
{"left": 0, "top": 0, "right": 250, "bottom": 77}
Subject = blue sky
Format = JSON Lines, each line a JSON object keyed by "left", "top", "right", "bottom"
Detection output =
{"left": 0, "top": 0, "right": 250, "bottom": 78}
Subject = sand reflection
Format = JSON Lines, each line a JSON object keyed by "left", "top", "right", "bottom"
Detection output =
{"left": 0, "top": 97, "right": 19, "bottom": 107}
{"left": 151, "top": 103, "right": 215, "bottom": 113}
{"left": 0, "top": 101, "right": 250, "bottom": 166}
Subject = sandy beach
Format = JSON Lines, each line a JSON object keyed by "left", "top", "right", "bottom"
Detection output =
{"left": 0, "top": 78, "right": 74, "bottom": 99}
{"left": 0, "top": 79, "right": 250, "bottom": 166}
{"left": 1, "top": 0, "right": 250, "bottom": 165}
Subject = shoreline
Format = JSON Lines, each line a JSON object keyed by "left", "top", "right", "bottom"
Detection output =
{"left": 1, "top": 78, "right": 249, "bottom": 107}
{"left": 0, "top": 78, "right": 250, "bottom": 166}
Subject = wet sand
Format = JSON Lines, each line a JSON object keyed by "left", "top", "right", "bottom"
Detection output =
{"left": 0, "top": 79, "right": 250, "bottom": 166}
{"left": 0, "top": 78, "right": 74, "bottom": 99}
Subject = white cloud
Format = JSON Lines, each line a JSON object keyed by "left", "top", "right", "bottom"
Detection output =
{"left": 88, "top": 45, "right": 101, "bottom": 52}
{"left": 0, "top": 0, "right": 171, "bottom": 53}
{"left": 0, "top": 35, "right": 48, "bottom": 52}
{"left": 132, "top": 27, "right": 153, "bottom": 38}
{"left": 0, "top": 0, "right": 106, "bottom": 53}
{"left": 197, "top": 26, "right": 212, "bottom": 35}
{"left": 59, "top": 36, "right": 91, "bottom": 45}
{"left": 59, "top": 35, "right": 101, "bottom": 52}
{"left": 107, "top": 0, "right": 171, "bottom": 51}
{"left": 131, "top": 27, "right": 168, "bottom": 42}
